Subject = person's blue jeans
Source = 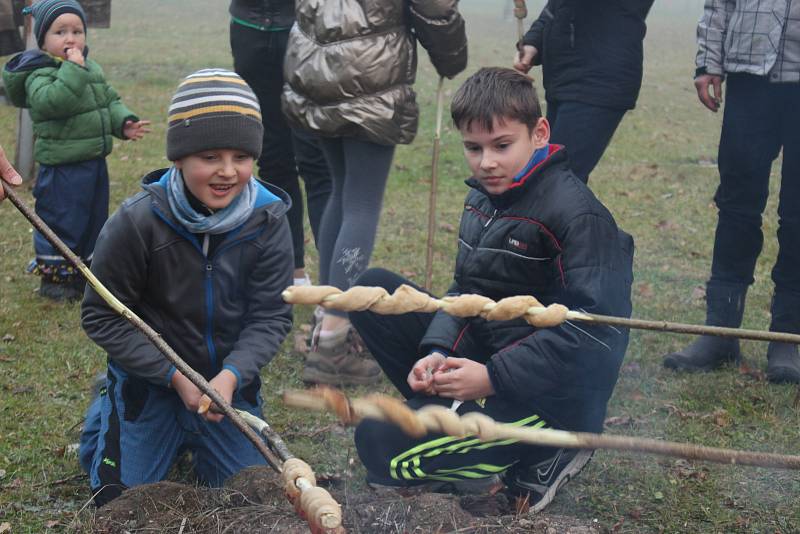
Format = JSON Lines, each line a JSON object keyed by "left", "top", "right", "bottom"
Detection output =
{"left": 79, "top": 363, "right": 266, "bottom": 506}
{"left": 710, "top": 74, "right": 800, "bottom": 332}
{"left": 547, "top": 100, "right": 626, "bottom": 183}
{"left": 32, "top": 158, "right": 109, "bottom": 267}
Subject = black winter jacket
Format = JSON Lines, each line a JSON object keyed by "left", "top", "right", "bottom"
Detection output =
{"left": 82, "top": 170, "right": 293, "bottom": 400}
{"left": 229, "top": 0, "right": 295, "bottom": 30}
{"left": 421, "top": 146, "right": 633, "bottom": 432}
{"left": 522, "top": 0, "right": 654, "bottom": 111}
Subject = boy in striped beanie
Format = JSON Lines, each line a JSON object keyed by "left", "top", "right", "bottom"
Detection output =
{"left": 78, "top": 69, "right": 294, "bottom": 506}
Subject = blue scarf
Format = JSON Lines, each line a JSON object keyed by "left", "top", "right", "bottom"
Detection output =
{"left": 165, "top": 166, "right": 258, "bottom": 235}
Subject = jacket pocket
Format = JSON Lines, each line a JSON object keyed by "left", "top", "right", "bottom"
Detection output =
{"left": 121, "top": 376, "right": 150, "bottom": 422}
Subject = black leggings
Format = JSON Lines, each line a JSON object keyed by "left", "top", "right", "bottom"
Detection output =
{"left": 350, "top": 268, "right": 557, "bottom": 485}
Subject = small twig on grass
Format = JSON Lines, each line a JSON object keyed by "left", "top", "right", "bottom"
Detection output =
{"left": 30, "top": 472, "right": 87, "bottom": 489}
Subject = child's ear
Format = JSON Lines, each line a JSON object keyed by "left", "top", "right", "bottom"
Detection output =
{"left": 174, "top": 159, "right": 183, "bottom": 170}
{"left": 532, "top": 117, "right": 550, "bottom": 148}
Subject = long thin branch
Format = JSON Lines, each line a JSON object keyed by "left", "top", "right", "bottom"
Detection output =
{"left": 285, "top": 388, "right": 800, "bottom": 470}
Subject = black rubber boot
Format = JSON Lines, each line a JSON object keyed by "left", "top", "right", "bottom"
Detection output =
{"left": 766, "top": 292, "right": 800, "bottom": 384}
{"left": 663, "top": 282, "right": 747, "bottom": 372}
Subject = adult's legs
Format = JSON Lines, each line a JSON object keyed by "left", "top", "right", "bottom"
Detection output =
{"left": 664, "top": 74, "right": 782, "bottom": 372}
{"left": 546, "top": 100, "right": 626, "bottom": 183}
{"left": 317, "top": 137, "right": 395, "bottom": 307}
{"left": 303, "top": 140, "right": 394, "bottom": 385}
{"left": 766, "top": 83, "right": 800, "bottom": 382}
{"left": 293, "top": 128, "right": 332, "bottom": 250}
{"left": 231, "top": 24, "right": 329, "bottom": 273}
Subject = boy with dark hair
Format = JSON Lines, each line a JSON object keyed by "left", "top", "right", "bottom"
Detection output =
{"left": 350, "top": 67, "right": 633, "bottom": 511}
{"left": 78, "top": 69, "right": 293, "bottom": 506}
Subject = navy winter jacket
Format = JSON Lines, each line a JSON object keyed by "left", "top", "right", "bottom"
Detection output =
{"left": 522, "top": 0, "right": 655, "bottom": 111}
{"left": 421, "top": 146, "right": 634, "bottom": 432}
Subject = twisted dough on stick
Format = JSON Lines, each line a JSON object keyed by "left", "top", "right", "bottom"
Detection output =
{"left": 283, "top": 285, "right": 570, "bottom": 328}
{"left": 282, "top": 458, "right": 341, "bottom": 531}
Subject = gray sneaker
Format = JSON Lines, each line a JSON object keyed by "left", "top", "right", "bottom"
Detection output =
{"left": 302, "top": 325, "right": 381, "bottom": 386}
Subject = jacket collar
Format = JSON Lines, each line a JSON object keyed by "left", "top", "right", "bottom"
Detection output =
{"left": 140, "top": 168, "right": 292, "bottom": 222}
{"left": 466, "top": 144, "right": 567, "bottom": 208}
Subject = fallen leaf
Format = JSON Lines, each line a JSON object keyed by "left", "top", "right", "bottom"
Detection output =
{"left": 612, "top": 517, "right": 625, "bottom": 532}
{"left": 438, "top": 222, "right": 456, "bottom": 233}
{"left": 44, "top": 520, "right": 60, "bottom": 529}
{"left": 605, "top": 415, "right": 636, "bottom": 427}
{"left": 0, "top": 522, "right": 11, "bottom": 533}
{"left": 0, "top": 469, "right": 5, "bottom": 479}
{"left": 636, "top": 283, "right": 654, "bottom": 298}
{"left": 690, "top": 285, "right": 706, "bottom": 301}
{"left": 2, "top": 334, "right": 14, "bottom": 342}
{"left": 514, "top": 494, "right": 530, "bottom": 515}
{"left": 400, "top": 270, "right": 417, "bottom": 279}
{"left": 293, "top": 332, "right": 308, "bottom": 354}
{"left": 628, "top": 507, "right": 643, "bottom": 520}
{"left": 655, "top": 220, "right": 679, "bottom": 232}
{"left": 0, "top": 355, "right": 13, "bottom": 363}
{"left": 738, "top": 363, "right": 766, "bottom": 382}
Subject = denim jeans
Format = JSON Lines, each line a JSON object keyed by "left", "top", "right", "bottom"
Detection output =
{"left": 546, "top": 100, "right": 626, "bottom": 183}
{"left": 710, "top": 74, "right": 800, "bottom": 332}
{"left": 230, "top": 22, "right": 332, "bottom": 269}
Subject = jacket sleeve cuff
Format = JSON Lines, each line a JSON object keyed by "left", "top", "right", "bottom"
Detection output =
{"left": 223, "top": 364, "right": 243, "bottom": 392}
{"left": 165, "top": 365, "right": 177, "bottom": 387}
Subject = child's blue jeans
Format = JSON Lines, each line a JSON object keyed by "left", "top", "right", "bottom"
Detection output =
{"left": 32, "top": 158, "right": 109, "bottom": 276}
{"left": 79, "top": 362, "right": 267, "bottom": 506}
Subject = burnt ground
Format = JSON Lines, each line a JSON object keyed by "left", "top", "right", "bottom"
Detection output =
{"left": 84, "top": 467, "right": 601, "bottom": 533}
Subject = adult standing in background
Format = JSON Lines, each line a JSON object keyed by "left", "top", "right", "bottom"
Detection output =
{"left": 663, "top": 0, "right": 800, "bottom": 384}
{"left": 513, "top": 0, "right": 655, "bottom": 183}
{"left": 282, "top": 0, "right": 467, "bottom": 386}
{"left": 229, "top": 0, "right": 332, "bottom": 286}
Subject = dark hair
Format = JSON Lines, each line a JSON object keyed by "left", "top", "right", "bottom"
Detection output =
{"left": 451, "top": 67, "right": 542, "bottom": 133}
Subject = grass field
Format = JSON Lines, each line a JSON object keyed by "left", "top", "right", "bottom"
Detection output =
{"left": 1, "top": 1, "right": 798, "bottom": 532}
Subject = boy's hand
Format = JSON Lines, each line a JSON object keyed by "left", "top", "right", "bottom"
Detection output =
{"left": 197, "top": 369, "right": 238, "bottom": 423}
{"left": 432, "top": 357, "right": 494, "bottom": 402}
{"left": 123, "top": 120, "right": 152, "bottom": 141}
{"left": 65, "top": 47, "right": 85, "bottom": 67}
{"left": 695, "top": 74, "right": 723, "bottom": 112}
{"left": 513, "top": 45, "right": 538, "bottom": 74}
{"left": 171, "top": 370, "right": 203, "bottom": 412}
{"left": 408, "top": 352, "right": 447, "bottom": 395}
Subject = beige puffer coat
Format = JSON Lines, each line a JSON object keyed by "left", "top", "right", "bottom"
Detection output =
{"left": 282, "top": 0, "right": 467, "bottom": 146}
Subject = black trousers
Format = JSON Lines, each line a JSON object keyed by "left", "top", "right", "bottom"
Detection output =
{"left": 710, "top": 74, "right": 800, "bottom": 333}
{"left": 350, "top": 268, "right": 557, "bottom": 486}
{"left": 230, "top": 22, "right": 332, "bottom": 269}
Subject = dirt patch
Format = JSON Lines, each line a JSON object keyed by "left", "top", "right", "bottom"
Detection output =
{"left": 86, "top": 467, "right": 601, "bottom": 533}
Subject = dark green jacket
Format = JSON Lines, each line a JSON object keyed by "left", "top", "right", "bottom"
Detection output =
{"left": 2, "top": 50, "right": 137, "bottom": 165}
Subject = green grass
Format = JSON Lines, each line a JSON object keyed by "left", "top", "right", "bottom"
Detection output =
{"left": 1, "top": 1, "right": 798, "bottom": 532}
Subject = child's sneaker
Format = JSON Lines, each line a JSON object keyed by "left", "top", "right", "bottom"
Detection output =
{"left": 502, "top": 448, "right": 593, "bottom": 513}
{"left": 302, "top": 323, "right": 381, "bottom": 385}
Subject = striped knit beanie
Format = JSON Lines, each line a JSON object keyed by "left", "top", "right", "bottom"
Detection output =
{"left": 166, "top": 69, "right": 263, "bottom": 161}
{"left": 23, "top": 0, "right": 87, "bottom": 48}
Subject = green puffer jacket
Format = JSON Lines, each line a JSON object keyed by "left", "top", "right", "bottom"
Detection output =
{"left": 2, "top": 50, "right": 137, "bottom": 165}
{"left": 282, "top": 0, "right": 467, "bottom": 146}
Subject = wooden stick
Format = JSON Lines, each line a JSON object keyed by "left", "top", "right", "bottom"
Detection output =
{"left": 0, "top": 179, "right": 282, "bottom": 471}
{"left": 283, "top": 285, "right": 800, "bottom": 345}
{"left": 424, "top": 76, "right": 445, "bottom": 291}
{"left": 285, "top": 388, "right": 800, "bottom": 471}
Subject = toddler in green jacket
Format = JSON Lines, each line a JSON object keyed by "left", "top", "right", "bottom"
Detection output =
{"left": 2, "top": 0, "right": 149, "bottom": 301}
